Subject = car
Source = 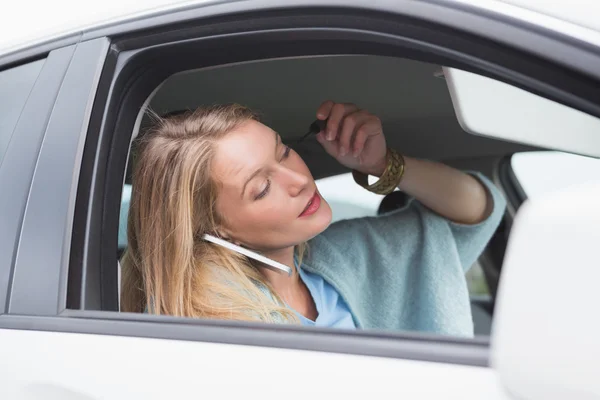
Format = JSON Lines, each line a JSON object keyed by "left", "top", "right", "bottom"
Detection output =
{"left": 1, "top": 1, "right": 599, "bottom": 399}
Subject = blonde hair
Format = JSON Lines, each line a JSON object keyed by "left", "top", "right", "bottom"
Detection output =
{"left": 120, "top": 104, "right": 303, "bottom": 322}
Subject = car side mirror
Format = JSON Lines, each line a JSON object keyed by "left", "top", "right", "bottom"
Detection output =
{"left": 443, "top": 67, "right": 600, "bottom": 158}
{"left": 490, "top": 182, "right": 600, "bottom": 399}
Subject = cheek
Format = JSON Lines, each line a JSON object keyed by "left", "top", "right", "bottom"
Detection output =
{"left": 216, "top": 189, "right": 292, "bottom": 235}
{"left": 241, "top": 191, "right": 296, "bottom": 229}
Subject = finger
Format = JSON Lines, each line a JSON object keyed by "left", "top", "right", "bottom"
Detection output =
{"left": 326, "top": 103, "right": 347, "bottom": 141}
{"left": 352, "top": 125, "right": 369, "bottom": 159}
{"left": 326, "top": 103, "right": 358, "bottom": 141}
{"left": 352, "top": 116, "right": 380, "bottom": 157}
{"left": 316, "top": 131, "right": 340, "bottom": 157}
{"left": 339, "top": 110, "right": 370, "bottom": 157}
{"left": 316, "top": 100, "right": 335, "bottom": 120}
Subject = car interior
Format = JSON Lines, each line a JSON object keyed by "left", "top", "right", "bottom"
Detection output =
{"left": 118, "top": 54, "right": 538, "bottom": 335}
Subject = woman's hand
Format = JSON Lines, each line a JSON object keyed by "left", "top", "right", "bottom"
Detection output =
{"left": 315, "top": 101, "right": 494, "bottom": 225}
{"left": 315, "top": 101, "right": 388, "bottom": 176}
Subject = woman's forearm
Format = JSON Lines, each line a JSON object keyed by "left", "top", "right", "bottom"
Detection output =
{"left": 396, "top": 156, "right": 493, "bottom": 225}
{"left": 311, "top": 101, "right": 494, "bottom": 224}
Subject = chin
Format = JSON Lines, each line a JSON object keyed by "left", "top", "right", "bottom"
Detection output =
{"left": 321, "top": 199, "right": 333, "bottom": 226}
{"left": 306, "top": 199, "right": 333, "bottom": 238}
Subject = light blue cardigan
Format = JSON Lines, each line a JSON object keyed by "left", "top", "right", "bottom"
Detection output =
{"left": 299, "top": 172, "right": 506, "bottom": 337}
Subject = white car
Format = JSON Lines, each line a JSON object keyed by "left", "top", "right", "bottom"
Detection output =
{"left": 1, "top": 1, "right": 599, "bottom": 399}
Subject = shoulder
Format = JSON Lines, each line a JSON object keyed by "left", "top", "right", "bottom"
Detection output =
{"left": 312, "top": 198, "right": 432, "bottom": 247}
{"left": 304, "top": 200, "right": 426, "bottom": 276}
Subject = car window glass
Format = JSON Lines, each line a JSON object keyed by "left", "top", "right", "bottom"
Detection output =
{"left": 511, "top": 151, "right": 600, "bottom": 198}
{"left": 0, "top": 59, "right": 45, "bottom": 166}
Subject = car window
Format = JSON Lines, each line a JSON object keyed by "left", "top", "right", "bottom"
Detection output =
{"left": 0, "top": 60, "right": 45, "bottom": 166}
{"left": 511, "top": 151, "right": 600, "bottom": 198}
{"left": 109, "top": 54, "right": 510, "bottom": 339}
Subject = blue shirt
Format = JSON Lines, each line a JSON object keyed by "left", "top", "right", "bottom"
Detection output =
{"left": 290, "top": 266, "right": 356, "bottom": 329}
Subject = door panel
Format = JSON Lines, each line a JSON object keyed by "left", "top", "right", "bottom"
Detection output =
{"left": 0, "top": 328, "right": 509, "bottom": 399}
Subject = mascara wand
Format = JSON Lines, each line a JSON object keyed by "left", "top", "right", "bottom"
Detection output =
{"left": 299, "top": 119, "right": 328, "bottom": 142}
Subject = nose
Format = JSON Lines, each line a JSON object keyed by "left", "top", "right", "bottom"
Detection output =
{"left": 276, "top": 165, "right": 310, "bottom": 197}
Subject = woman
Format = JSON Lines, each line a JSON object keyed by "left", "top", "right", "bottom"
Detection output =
{"left": 121, "top": 101, "right": 505, "bottom": 337}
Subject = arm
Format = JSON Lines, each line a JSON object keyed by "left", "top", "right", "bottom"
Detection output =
{"left": 390, "top": 157, "right": 492, "bottom": 225}
{"left": 315, "top": 101, "right": 492, "bottom": 225}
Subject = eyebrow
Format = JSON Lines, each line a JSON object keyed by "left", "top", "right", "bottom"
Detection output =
{"left": 240, "top": 132, "right": 280, "bottom": 199}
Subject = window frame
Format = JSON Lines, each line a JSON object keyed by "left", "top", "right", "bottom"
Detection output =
{"left": 0, "top": 59, "right": 45, "bottom": 166}
{"left": 84, "top": 9, "right": 600, "bottom": 314}
{"left": 3, "top": 4, "right": 600, "bottom": 368}
{"left": 498, "top": 154, "right": 529, "bottom": 214}
{"left": 0, "top": 48, "right": 75, "bottom": 314}
{"left": 6, "top": 39, "right": 110, "bottom": 316}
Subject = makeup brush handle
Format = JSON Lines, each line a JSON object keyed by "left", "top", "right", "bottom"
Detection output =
{"left": 299, "top": 119, "right": 328, "bottom": 142}
{"left": 310, "top": 119, "right": 327, "bottom": 134}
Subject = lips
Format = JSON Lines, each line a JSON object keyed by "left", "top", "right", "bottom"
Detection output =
{"left": 299, "top": 191, "right": 321, "bottom": 217}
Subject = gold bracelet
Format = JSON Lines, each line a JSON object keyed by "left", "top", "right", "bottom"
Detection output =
{"left": 352, "top": 148, "right": 405, "bottom": 195}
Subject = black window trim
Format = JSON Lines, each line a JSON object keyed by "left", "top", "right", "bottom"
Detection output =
{"left": 498, "top": 154, "right": 529, "bottom": 211}
{"left": 5, "top": 5, "right": 600, "bottom": 368}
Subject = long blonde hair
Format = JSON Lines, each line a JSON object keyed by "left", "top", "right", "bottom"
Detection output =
{"left": 120, "top": 104, "right": 303, "bottom": 322}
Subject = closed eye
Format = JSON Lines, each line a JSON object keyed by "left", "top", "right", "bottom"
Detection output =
{"left": 255, "top": 179, "right": 271, "bottom": 200}
{"left": 281, "top": 146, "right": 291, "bottom": 161}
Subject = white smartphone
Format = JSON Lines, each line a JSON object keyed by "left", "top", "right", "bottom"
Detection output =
{"left": 202, "top": 234, "right": 293, "bottom": 276}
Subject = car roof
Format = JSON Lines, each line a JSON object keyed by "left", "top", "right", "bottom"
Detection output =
{"left": 497, "top": 0, "right": 600, "bottom": 32}
{"left": 1, "top": 0, "right": 600, "bottom": 59}
{"left": 0, "top": 0, "right": 206, "bottom": 56}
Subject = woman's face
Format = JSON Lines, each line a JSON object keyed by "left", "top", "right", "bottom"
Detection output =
{"left": 212, "top": 120, "right": 332, "bottom": 251}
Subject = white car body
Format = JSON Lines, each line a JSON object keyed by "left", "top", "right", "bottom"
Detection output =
{"left": 2, "top": 0, "right": 600, "bottom": 57}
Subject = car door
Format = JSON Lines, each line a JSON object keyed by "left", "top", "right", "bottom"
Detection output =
{"left": 1, "top": 1, "right": 599, "bottom": 399}
{"left": 0, "top": 41, "right": 498, "bottom": 400}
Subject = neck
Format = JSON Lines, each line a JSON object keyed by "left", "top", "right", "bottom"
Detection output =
{"left": 260, "top": 246, "right": 299, "bottom": 295}
{"left": 260, "top": 244, "right": 317, "bottom": 321}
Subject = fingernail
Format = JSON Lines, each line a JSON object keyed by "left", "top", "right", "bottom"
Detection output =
{"left": 353, "top": 149, "right": 359, "bottom": 157}
{"left": 340, "top": 147, "right": 346, "bottom": 156}
{"left": 327, "top": 130, "right": 334, "bottom": 141}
